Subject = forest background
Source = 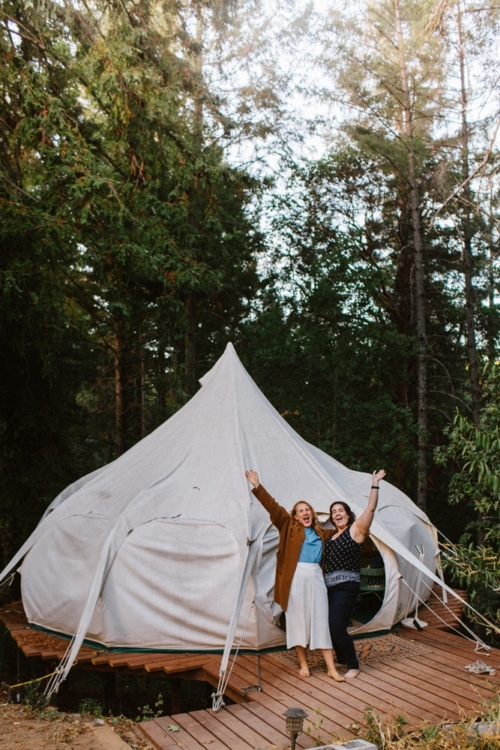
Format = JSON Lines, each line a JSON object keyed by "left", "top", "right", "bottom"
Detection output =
{"left": 1, "top": 0, "right": 500, "bottom": 631}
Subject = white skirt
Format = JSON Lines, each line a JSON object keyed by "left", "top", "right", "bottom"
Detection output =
{"left": 286, "top": 563, "right": 333, "bottom": 650}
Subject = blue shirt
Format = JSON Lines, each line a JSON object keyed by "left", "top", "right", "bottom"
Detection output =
{"left": 298, "top": 527, "right": 323, "bottom": 563}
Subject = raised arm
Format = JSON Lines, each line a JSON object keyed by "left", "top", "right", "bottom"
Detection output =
{"left": 245, "top": 470, "right": 260, "bottom": 489}
{"left": 245, "top": 470, "right": 290, "bottom": 530}
{"left": 351, "top": 470, "right": 386, "bottom": 543}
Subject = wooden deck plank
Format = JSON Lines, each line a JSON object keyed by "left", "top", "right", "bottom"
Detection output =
{"left": 9, "top": 627, "right": 98, "bottom": 663}
{"left": 155, "top": 658, "right": 211, "bottom": 675}
{"left": 207, "top": 705, "right": 282, "bottom": 749}
{"left": 138, "top": 719, "right": 184, "bottom": 749}
{"left": 250, "top": 656, "right": 440, "bottom": 735}
{"left": 399, "top": 635, "right": 500, "bottom": 686}
{"left": 225, "top": 703, "right": 296, "bottom": 748}
{"left": 241, "top": 701, "right": 341, "bottom": 748}
{"left": 405, "top": 626, "right": 485, "bottom": 650}
{"left": 326, "top": 660, "right": 446, "bottom": 723}
{"left": 312, "top": 669, "right": 427, "bottom": 726}
{"left": 201, "top": 662, "right": 251, "bottom": 698}
{"left": 182, "top": 710, "right": 255, "bottom": 750}
{"left": 240, "top": 656, "right": 384, "bottom": 729}
{"left": 321, "top": 669, "right": 444, "bottom": 724}
{"left": 403, "top": 628, "right": 497, "bottom": 660}
{"left": 132, "top": 654, "right": 212, "bottom": 670}
{"left": 401, "top": 622, "right": 471, "bottom": 643}
{"left": 209, "top": 667, "right": 297, "bottom": 720}
{"left": 368, "top": 658, "right": 476, "bottom": 716}
{"left": 73, "top": 650, "right": 101, "bottom": 663}
{"left": 103, "top": 652, "right": 147, "bottom": 667}
{"left": 408, "top": 652, "right": 500, "bottom": 697}
{"left": 203, "top": 656, "right": 296, "bottom": 700}
{"left": 350, "top": 659, "right": 459, "bottom": 720}
{"left": 198, "top": 659, "right": 254, "bottom": 705}
{"left": 107, "top": 653, "right": 168, "bottom": 668}
{"left": 397, "top": 648, "right": 500, "bottom": 696}
{"left": 5, "top": 596, "right": 499, "bottom": 750}
{"left": 378, "top": 651, "right": 497, "bottom": 703}
{"left": 91, "top": 653, "right": 118, "bottom": 665}
{"left": 248, "top": 653, "right": 436, "bottom": 722}
{"left": 220, "top": 660, "right": 350, "bottom": 738}
{"left": 149, "top": 715, "right": 206, "bottom": 750}
{"left": 116, "top": 651, "right": 182, "bottom": 668}
{"left": 225, "top": 702, "right": 329, "bottom": 750}
{"left": 407, "top": 628, "right": 500, "bottom": 662}
{"left": 413, "top": 599, "right": 467, "bottom": 630}
{"left": 167, "top": 712, "right": 231, "bottom": 750}
{"left": 90, "top": 652, "right": 214, "bottom": 670}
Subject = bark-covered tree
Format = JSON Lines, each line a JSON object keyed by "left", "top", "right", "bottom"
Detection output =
{"left": 0, "top": 0, "right": 263, "bottom": 557}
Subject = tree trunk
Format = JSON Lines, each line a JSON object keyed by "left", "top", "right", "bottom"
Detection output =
{"left": 157, "top": 336, "right": 167, "bottom": 413}
{"left": 183, "top": 3, "right": 203, "bottom": 397}
{"left": 139, "top": 330, "right": 146, "bottom": 438}
{"left": 395, "top": 0, "right": 428, "bottom": 510}
{"left": 487, "top": 216, "right": 496, "bottom": 362}
{"left": 114, "top": 321, "right": 125, "bottom": 456}
{"left": 194, "top": 1, "right": 203, "bottom": 150}
{"left": 184, "top": 295, "right": 197, "bottom": 395}
{"left": 457, "top": 6, "right": 481, "bottom": 426}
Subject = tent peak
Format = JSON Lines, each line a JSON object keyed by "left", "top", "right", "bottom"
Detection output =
{"left": 199, "top": 342, "right": 243, "bottom": 387}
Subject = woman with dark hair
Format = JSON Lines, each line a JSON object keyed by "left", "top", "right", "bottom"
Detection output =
{"left": 324, "top": 470, "right": 386, "bottom": 679}
{"left": 245, "top": 469, "right": 344, "bottom": 682}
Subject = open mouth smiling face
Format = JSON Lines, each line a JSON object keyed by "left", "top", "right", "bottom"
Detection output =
{"left": 331, "top": 503, "right": 349, "bottom": 528}
{"left": 295, "top": 502, "right": 313, "bottom": 527}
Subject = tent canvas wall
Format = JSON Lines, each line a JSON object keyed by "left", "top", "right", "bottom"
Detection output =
{"left": 0, "top": 343, "right": 440, "bottom": 663}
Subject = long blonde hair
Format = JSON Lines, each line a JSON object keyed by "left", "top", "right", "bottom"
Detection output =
{"left": 291, "top": 500, "right": 321, "bottom": 535}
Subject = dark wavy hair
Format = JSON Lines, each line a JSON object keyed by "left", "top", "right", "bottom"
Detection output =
{"left": 329, "top": 501, "right": 356, "bottom": 530}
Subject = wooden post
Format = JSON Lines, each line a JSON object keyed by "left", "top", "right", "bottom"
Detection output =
{"left": 103, "top": 671, "right": 116, "bottom": 714}
{"left": 169, "top": 678, "right": 182, "bottom": 715}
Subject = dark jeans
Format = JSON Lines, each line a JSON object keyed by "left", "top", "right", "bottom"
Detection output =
{"left": 327, "top": 581, "right": 360, "bottom": 670}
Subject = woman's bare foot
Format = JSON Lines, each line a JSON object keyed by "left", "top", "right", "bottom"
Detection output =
{"left": 327, "top": 670, "right": 345, "bottom": 682}
{"left": 296, "top": 646, "right": 310, "bottom": 677}
{"left": 321, "top": 648, "right": 344, "bottom": 682}
{"left": 344, "top": 669, "right": 359, "bottom": 680}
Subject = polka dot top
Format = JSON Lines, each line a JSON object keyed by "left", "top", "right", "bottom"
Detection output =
{"left": 323, "top": 528, "right": 362, "bottom": 587}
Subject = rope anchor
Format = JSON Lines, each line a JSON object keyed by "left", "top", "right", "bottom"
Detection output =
{"left": 242, "top": 684, "right": 262, "bottom": 696}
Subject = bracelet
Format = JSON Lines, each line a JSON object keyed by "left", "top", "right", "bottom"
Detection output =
{"left": 371, "top": 486, "right": 379, "bottom": 490}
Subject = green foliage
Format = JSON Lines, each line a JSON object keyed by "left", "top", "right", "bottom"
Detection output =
{"left": 0, "top": 0, "right": 262, "bottom": 559}
{"left": 1, "top": 0, "right": 500, "bottom": 573}
{"left": 435, "top": 363, "right": 500, "bottom": 637}
{"left": 241, "top": 145, "right": 464, "bottom": 504}
{"left": 136, "top": 692, "right": 164, "bottom": 722}
{"left": 78, "top": 697, "right": 103, "bottom": 717}
{"left": 361, "top": 706, "right": 408, "bottom": 747}
{"left": 349, "top": 700, "right": 500, "bottom": 748}
{"left": 22, "top": 680, "right": 49, "bottom": 713}
{"left": 304, "top": 707, "right": 325, "bottom": 747}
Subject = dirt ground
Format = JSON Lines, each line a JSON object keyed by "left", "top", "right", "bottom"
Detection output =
{"left": 0, "top": 699, "right": 155, "bottom": 750}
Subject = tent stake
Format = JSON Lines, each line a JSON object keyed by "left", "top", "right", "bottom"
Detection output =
{"left": 242, "top": 654, "right": 263, "bottom": 696}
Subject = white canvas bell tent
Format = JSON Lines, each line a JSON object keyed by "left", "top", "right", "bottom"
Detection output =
{"left": 1, "top": 342, "right": 454, "bottom": 696}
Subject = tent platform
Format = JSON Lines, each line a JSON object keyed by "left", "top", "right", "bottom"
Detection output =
{"left": 138, "top": 586, "right": 500, "bottom": 749}
{"left": 138, "top": 629, "right": 500, "bottom": 749}
{"left": 2, "top": 588, "right": 499, "bottom": 749}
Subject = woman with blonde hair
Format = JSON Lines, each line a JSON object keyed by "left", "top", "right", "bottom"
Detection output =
{"left": 245, "top": 470, "right": 343, "bottom": 682}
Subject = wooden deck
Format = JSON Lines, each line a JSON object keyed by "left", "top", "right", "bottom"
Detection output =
{"left": 2, "top": 587, "right": 499, "bottom": 750}
{"left": 138, "top": 587, "right": 500, "bottom": 749}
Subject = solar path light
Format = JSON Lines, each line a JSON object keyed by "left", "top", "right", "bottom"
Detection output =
{"left": 283, "top": 707, "right": 308, "bottom": 750}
